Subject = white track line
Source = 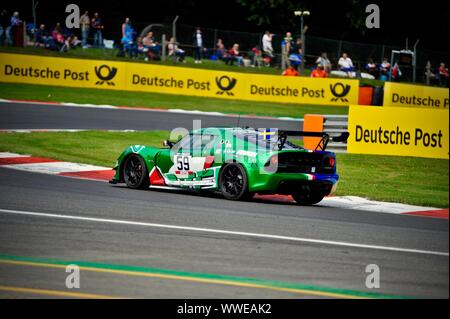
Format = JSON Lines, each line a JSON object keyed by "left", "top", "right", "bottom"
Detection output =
{"left": 0, "top": 208, "right": 447, "bottom": 257}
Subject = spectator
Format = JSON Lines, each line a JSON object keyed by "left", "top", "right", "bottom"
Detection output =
{"left": 10, "top": 11, "right": 22, "bottom": 46}
{"left": 168, "top": 37, "right": 186, "bottom": 63}
{"left": 249, "top": 45, "right": 263, "bottom": 67}
{"left": 281, "top": 32, "right": 294, "bottom": 69}
{"left": 437, "top": 62, "right": 449, "bottom": 87}
{"left": 379, "top": 57, "right": 391, "bottom": 80}
{"left": 316, "top": 52, "right": 331, "bottom": 73}
{"left": 262, "top": 31, "right": 274, "bottom": 57}
{"left": 289, "top": 47, "right": 303, "bottom": 70}
{"left": 226, "top": 43, "right": 243, "bottom": 66}
{"left": 391, "top": 62, "right": 401, "bottom": 81}
{"left": 143, "top": 31, "right": 161, "bottom": 60}
{"left": 311, "top": 64, "right": 327, "bottom": 78}
{"left": 91, "top": 12, "right": 103, "bottom": 48}
{"left": 193, "top": 27, "right": 203, "bottom": 63}
{"left": 282, "top": 65, "right": 299, "bottom": 76}
{"left": 80, "top": 11, "right": 90, "bottom": 48}
{"left": 0, "top": 9, "right": 8, "bottom": 46}
{"left": 120, "top": 18, "right": 137, "bottom": 58}
{"left": 122, "top": 17, "right": 131, "bottom": 38}
{"left": 338, "top": 52, "right": 354, "bottom": 76}
{"left": 215, "top": 38, "right": 226, "bottom": 60}
{"left": 35, "top": 24, "right": 53, "bottom": 48}
{"left": 365, "top": 58, "right": 378, "bottom": 78}
{"left": 61, "top": 33, "right": 81, "bottom": 52}
{"left": 52, "top": 23, "right": 65, "bottom": 50}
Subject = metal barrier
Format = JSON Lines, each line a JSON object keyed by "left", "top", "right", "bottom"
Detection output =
{"left": 323, "top": 114, "right": 348, "bottom": 153}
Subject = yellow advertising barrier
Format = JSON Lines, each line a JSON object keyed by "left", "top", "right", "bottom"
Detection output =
{"left": 0, "top": 52, "right": 359, "bottom": 106}
{"left": 383, "top": 82, "right": 449, "bottom": 109}
{"left": 347, "top": 105, "right": 449, "bottom": 159}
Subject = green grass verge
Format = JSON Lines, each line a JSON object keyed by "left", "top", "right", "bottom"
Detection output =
{"left": 0, "top": 131, "right": 447, "bottom": 208}
{"left": 0, "top": 46, "right": 385, "bottom": 86}
{"left": 0, "top": 82, "right": 348, "bottom": 118}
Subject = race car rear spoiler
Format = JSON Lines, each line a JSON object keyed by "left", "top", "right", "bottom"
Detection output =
{"left": 278, "top": 130, "right": 350, "bottom": 151}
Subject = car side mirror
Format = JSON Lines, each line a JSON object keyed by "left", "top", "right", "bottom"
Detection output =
{"left": 163, "top": 140, "right": 174, "bottom": 148}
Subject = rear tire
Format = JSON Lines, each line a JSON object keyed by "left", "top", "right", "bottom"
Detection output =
{"left": 292, "top": 192, "right": 324, "bottom": 205}
{"left": 123, "top": 155, "right": 149, "bottom": 189}
{"left": 219, "top": 163, "right": 250, "bottom": 200}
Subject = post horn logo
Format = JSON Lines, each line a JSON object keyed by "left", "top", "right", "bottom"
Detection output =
{"left": 216, "top": 76, "right": 237, "bottom": 95}
{"left": 95, "top": 65, "right": 117, "bottom": 86}
{"left": 330, "top": 83, "right": 351, "bottom": 102}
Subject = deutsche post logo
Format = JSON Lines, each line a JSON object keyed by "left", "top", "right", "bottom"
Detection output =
{"left": 330, "top": 83, "right": 351, "bottom": 102}
{"left": 95, "top": 65, "right": 117, "bottom": 86}
{"left": 216, "top": 76, "right": 237, "bottom": 95}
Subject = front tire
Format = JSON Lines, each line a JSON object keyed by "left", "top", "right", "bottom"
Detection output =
{"left": 292, "top": 192, "right": 324, "bottom": 205}
{"left": 219, "top": 163, "right": 250, "bottom": 200}
{"left": 123, "top": 155, "right": 149, "bottom": 189}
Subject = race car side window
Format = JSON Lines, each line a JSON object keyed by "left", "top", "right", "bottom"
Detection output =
{"left": 173, "top": 134, "right": 218, "bottom": 154}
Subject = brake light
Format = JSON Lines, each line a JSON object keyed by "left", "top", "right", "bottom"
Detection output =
{"left": 203, "top": 156, "right": 215, "bottom": 169}
{"left": 328, "top": 157, "right": 335, "bottom": 167}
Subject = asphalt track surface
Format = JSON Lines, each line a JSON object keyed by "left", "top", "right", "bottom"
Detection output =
{"left": 0, "top": 168, "right": 448, "bottom": 298}
{"left": 0, "top": 101, "right": 448, "bottom": 298}
{"left": 0, "top": 101, "right": 303, "bottom": 131}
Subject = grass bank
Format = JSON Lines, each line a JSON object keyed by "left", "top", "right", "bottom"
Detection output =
{"left": 0, "top": 131, "right": 447, "bottom": 208}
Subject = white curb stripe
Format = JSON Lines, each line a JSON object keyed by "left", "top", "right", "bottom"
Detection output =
{"left": 0, "top": 152, "right": 31, "bottom": 158}
{"left": 320, "top": 196, "right": 438, "bottom": 214}
{"left": 1, "top": 162, "right": 110, "bottom": 174}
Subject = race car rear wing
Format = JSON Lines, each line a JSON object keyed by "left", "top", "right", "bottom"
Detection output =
{"left": 278, "top": 130, "right": 350, "bottom": 151}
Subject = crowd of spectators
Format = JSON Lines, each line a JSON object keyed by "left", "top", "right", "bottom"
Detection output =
{"left": 1, "top": 8, "right": 447, "bottom": 86}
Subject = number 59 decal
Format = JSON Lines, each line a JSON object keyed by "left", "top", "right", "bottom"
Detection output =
{"left": 176, "top": 155, "right": 190, "bottom": 171}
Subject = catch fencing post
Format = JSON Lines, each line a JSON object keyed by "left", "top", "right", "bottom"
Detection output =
{"left": 161, "top": 34, "right": 166, "bottom": 61}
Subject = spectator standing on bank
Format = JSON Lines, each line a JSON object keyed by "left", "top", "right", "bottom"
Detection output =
{"left": 193, "top": 27, "right": 203, "bottom": 63}
{"left": 10, "top": 11, "right": 22, "bottom": 46}
{"left": 316, "top": 52, "right": 331, "bottom": 73}
{"left": 281, "top": 32, "right": 294, "bottom": 69}
{"left": 0, "top": 9, "right": 8, "bottom": 45}
{"left": 120, "top": 17, "right": 137, "bottom": 58}
{"left": 338, "top": 52, "right": 354, "bottom": 76}
{"left": 91, "top": 12, "right": 103, "bottom": 47}
{"left": 262, "top": 31, "right": 274, "bottom": 57}
{"left": 80, "top": 11, "right": 90, "bottom": 48}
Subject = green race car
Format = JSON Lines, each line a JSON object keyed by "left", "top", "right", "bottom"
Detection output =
{"left": 110, "top": 127, "right": 348, "bottom": 205}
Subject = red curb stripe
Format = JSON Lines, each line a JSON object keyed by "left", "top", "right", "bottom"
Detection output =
{"left": 254, "top": 194, "right": 294, "bottom": 203}
{"left": 0, "top": 157, "right": 59, "bottom": 165}
{"left": 58, "top": 170, "right": 115, "bottom": 181}
{"left": 403, "top": 209, "right": 449, "bottom": 219}
{"left": 5, "top": 99, "right": 60, "bottom": 105}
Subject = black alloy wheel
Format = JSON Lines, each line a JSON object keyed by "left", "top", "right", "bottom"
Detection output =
{"left": 123, "top": 155, "right": 149, "bottom": 189}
